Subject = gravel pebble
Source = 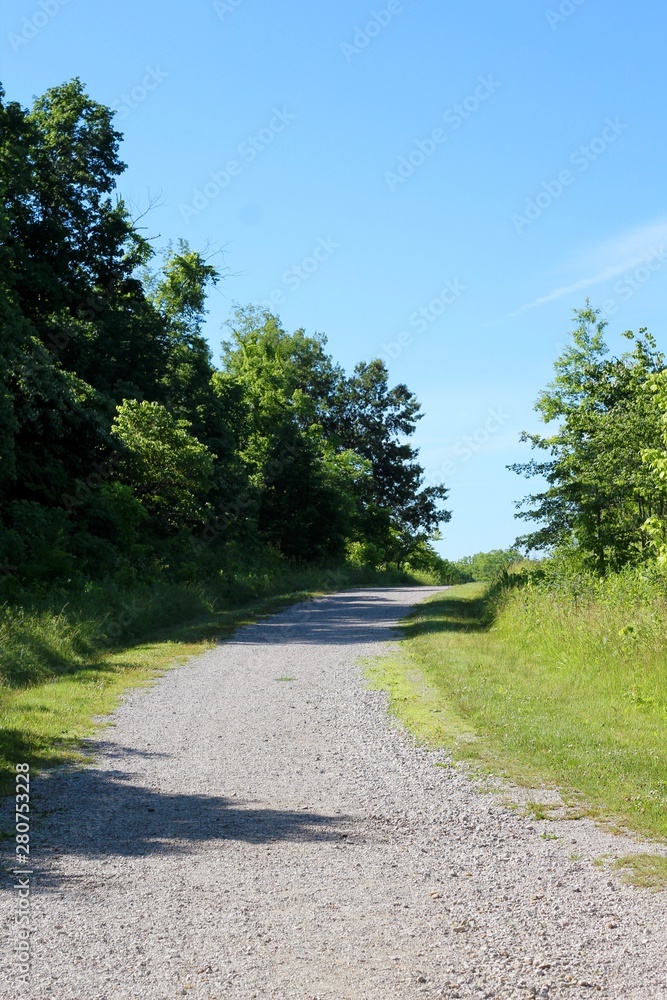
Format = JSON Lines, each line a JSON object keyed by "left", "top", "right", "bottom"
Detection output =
{"left": 1, "top": 587, "right": 666, "bottom": 999}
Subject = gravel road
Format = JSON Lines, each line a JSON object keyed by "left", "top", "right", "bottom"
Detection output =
{"left": 2, "top": 587, "right": 667, "bottom": 999}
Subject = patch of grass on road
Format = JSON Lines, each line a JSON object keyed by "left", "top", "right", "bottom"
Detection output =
{"left": 369, "top": 582, "right": 667, "bottom": 841}
{"left": 614, "top": 854, "right": 667, "bottom": 890}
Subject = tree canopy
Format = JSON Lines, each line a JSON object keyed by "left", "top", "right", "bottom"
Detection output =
{"left": 0, "top": 79, "right": 451, "bottom": 597}
{"left": 511, "top": 303, "right": 666, "bottom": 574}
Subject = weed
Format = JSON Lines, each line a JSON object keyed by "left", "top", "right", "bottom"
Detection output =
{"left": 526, "top": 801, "right": 552, "bottom": 821}
{"left": 614, "top": 854, "right": 667, "bottom": 890}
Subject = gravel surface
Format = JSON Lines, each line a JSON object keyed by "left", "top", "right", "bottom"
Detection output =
{"left": 2, "top": 586, "right": 667, "bottom": 999}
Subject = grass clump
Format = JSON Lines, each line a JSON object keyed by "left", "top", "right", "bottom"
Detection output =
{"left": 371, "top": 572, "right": 667, "bottom": 840}
{"left": 614, "top": 854, "right": 667, "bottom": 890}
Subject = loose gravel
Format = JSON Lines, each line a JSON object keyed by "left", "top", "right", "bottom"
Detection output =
{"left": 1, "top": 586, "right": 666, "bottom": 999}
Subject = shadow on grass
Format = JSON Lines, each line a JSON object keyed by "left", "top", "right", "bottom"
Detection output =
{"left": 1, "top": 634, "right": 96, "bottom": 690}
{"left": 401, "top": 585, "right": 497, "bottom": 640}
{"left": 0, "top": 728, "right": 88, "bottom": 800}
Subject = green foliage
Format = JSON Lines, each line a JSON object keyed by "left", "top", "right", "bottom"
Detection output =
{"left": 404, "top": 540, "right": 469, "bottom": 584}
{"left": 640, "top": 370, "right": 667, "bottom": 567}
{"left": 0, "top": 78, "right": 451, "bottom": 607}
{"left": 111, "top": 400, "right": 215, "bottom": 531}
{"left": 511, "top": 303, "right": 665, "bottom": 574}
{"left": 454, "top": 548, "right": 521, "bottom": 581}
{"left": 330, "top": 357, "right": 451, "bottom": 561}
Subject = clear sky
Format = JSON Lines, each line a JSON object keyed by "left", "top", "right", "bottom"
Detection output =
{"left": 2, "top": 0, "right": 666, "bottom": 559}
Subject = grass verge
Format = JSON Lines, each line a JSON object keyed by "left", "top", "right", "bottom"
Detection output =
{"left": 368, "top": 581, "right": 667, "bottom": 841}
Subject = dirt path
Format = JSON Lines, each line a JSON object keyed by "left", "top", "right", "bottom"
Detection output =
{"left": 2, "top": 587, "right": 666, "bottom": 999}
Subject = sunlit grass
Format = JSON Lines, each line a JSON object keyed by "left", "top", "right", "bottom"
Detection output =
{"left": 371, "top": 579, "right": 667, "bottom": 840}
{"left": 614, "top": 854, "right": 667, "bottom": 890}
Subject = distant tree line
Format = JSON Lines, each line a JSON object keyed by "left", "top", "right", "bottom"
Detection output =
{"left": 454, "top": 549, "right": 521, "bottom": 582}
{"left": 0, "top": 79, "right": 451, "bottom": 598}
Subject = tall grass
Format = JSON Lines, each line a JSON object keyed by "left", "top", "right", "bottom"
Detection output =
{"left": 491, "top": 568, "right": 667, "bottom": 740}
{"left": 385, "top": 569, "right": 667, "bottom": 840}
{"left": 487, "top": 569, "right": 667, "bottom": 836}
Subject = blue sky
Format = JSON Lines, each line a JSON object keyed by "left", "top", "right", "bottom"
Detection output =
{"left": 2, "top": 0, "right": 666, "bottom": 559}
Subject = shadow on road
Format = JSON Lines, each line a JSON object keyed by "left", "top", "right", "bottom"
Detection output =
{"left": 227, "top": 588, "right": 444, "bottom": 646}
{"left": 2, "top": 758, "right": 353, "bottom": 891}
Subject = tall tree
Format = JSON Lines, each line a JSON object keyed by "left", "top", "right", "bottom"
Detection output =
{"left": 220, "top": 309, "right": 364, "bottom": 557}
{"left": 331, "top": 359, "right": 450, "bottom": 560}
{"left": 511, "top": 304, "right": 665, "bottom": 573}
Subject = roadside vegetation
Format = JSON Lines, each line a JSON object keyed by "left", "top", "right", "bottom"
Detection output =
{"left": 373, "top": 305, "right": 667, "bottom": 843}
{"left": 373, "top": 573, "right": 667, "bottom": 840}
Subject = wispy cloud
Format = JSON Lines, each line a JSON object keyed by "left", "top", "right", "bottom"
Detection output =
{"left": 508, "top": 218, "right": 667, "bottom": 317}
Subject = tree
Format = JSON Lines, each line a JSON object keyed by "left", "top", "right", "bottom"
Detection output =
{"left": 331, "top": 358, "right": 450, "bottom": 561}
{"left": 16, "top": 78, "right": 145, "bottom": 324}
{"left": 0, "top": 76, "right": 454, "bottom": 587}
{"left": 111, "top": 400, "right": 215, "bottom": 533}
{"left": 511, "top": 304, "right": 665, "bottom": 573}
{"left": 638, "top": 372, "right": 667, "bottom": 567}
{"left": 218, "top": 309, "right": 359, "bottom": 557}
{"left": 455, "top": 548, "right": 521, "bottom": 581}
{"left": 151, "top": 242, "right": 220, "bottom": 431}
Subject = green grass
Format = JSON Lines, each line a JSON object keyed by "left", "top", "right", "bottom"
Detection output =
{"left": 614, "top": 854, "right": 667, "bottom": 890}
{"left": 0, "top": 560, "right": 436, "bottom": 799}
{"left": 369, "top": 579, "right": 667, "bottom": 840}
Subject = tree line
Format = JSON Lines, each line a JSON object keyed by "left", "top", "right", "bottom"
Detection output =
{"left": 0, "top": 79, "right": 452, "bottom": 599}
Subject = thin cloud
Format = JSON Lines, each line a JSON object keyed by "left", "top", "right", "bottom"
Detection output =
{"left": 508, "top": 218, "right": 667, "bottom": 318}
